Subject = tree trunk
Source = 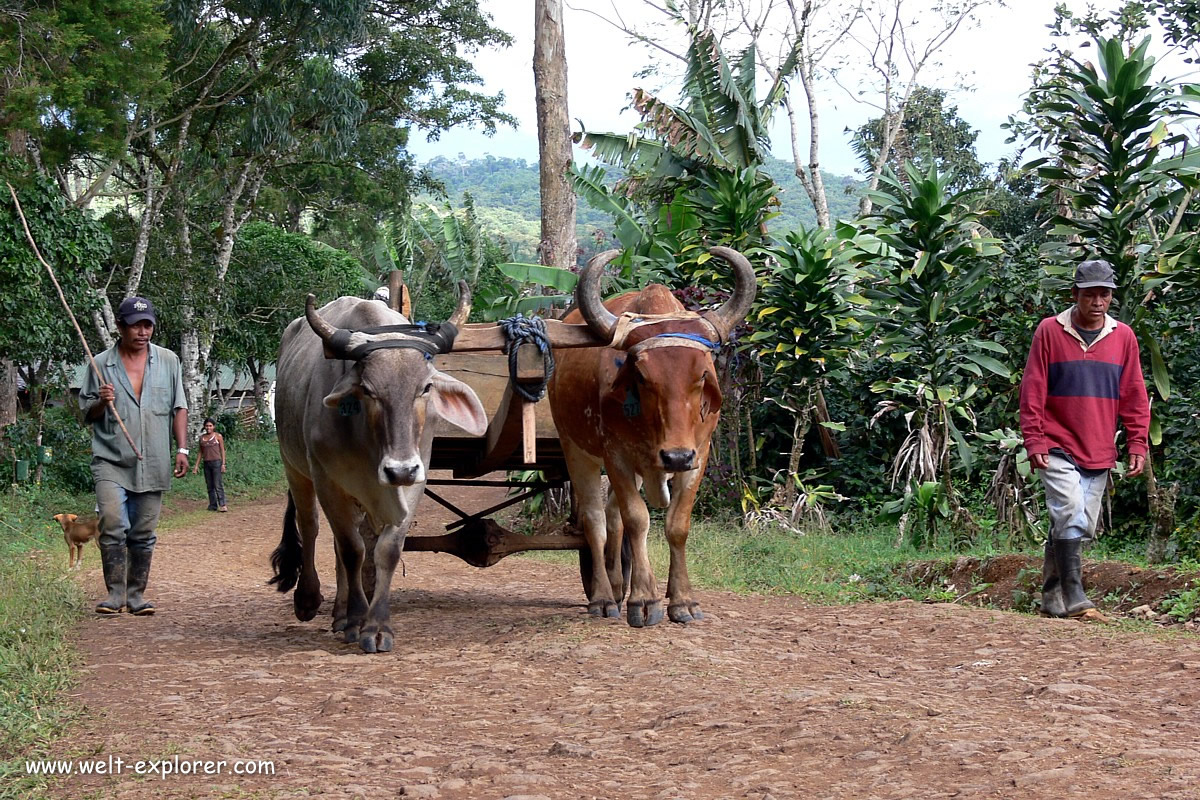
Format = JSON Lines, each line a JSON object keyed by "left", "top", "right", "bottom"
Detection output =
{"left": 249, "top": 360, "right": 270, "bottom": 424}
{"left": 770, "top": 380, "right": 813, "bottom": 509}
{"left": 534, "top": 0, "right": 577, "bottom": 269}
{"left": 176, "top": 163, "right": 266, "bottom": 439}
{"left": 0, "top": 359, "right": 15, "bottom": 430}
{"left": 1144, "top": 453, "right": 1178, "bottom": 564}
{"left": 786, "top": 78, "right": 831, "bottom": 228}
{"left": 173, "top": 202, "right": 206, "bottom": 438}
{"left": 812, "top": 383, "right": 841, "bottom": 458}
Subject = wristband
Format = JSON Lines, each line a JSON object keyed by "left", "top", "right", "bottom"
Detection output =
{"left": 177, "top": 448, "right": 190, "bottom": 456}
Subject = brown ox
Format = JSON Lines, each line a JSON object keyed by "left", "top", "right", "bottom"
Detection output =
{"left": 547, "top": 248, "right": 755, "bottom": 626}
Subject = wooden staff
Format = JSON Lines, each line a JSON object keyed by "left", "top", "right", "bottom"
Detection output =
{"left": 5, "top": 181, "right": 142, "bottom": 460}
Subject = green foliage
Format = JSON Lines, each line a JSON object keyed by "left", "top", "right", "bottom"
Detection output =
{"left": 275, "top": 1, "right": 515, "bottom": 244}
{"left": 853, "top": 162, "right": 1008, "bottom": 505}
{"left": 422, "top": 154, "right": 860, "bottom": 256}
{"left": 881, "top": 480, "right": 954, "bottom": 550}
{"left": 0, "top": 406, "right": 94, "bottom": 494}
{"left": 743, "top": 473, "right": 847, "bottom": 535}
{"left": 1161, "top": 583, "right": 1200, "bottom": 621}
{"left": 0, "top": 484, "right": 88, "bottom": 792}
{"left": 978, "top": 428, "right": 1045, "bottom": 547}
{"left": 377, "top": 195, "right": 516, "bottom": 322}
{"left": 0, "top": 163, "right": 109, "bottom": 366}
{"left": 852, "top": 86, "right": 987, "bottom": 193}
{"left": 216, "top": 222, "right": 368, "bottom": 370}
{"left": 1027, "top": 36, "right": 1199, "bottom": 292}
{"left": 574, "top": 27, "right": 790, "bottom": 294}
{"left": 748, "top": 225, "right": 864, "bottom": 382}
{"left": 478, "top": 262, "right": 579, "bottom": 319}
{"left": 0, "top": 0, "right": 169, "bottom": 164}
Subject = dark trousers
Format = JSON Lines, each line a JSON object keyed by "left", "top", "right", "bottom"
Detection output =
{"left": 203, "top": 460, "right": 226, "bottom": 509}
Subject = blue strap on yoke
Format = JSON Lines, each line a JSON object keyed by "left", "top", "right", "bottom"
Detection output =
{"left": 652, "top": 332, "right": 720, "bottom": 350}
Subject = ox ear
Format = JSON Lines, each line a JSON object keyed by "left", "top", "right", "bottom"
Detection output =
{"left": 700, "top": 369, "right": 722, "bottom": 421}
{"left": 602, "top": 358, "right": 648, "bottom": 421}
{"left": 430, "top": 372, "right": 488, "bottom": 436}
{"left": 322, "top": 367, "right": 362, "bottom": 409}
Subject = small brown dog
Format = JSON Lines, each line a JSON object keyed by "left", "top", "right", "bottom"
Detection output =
{"left": 53, "top": 513, "right": 101, "bottom": 569}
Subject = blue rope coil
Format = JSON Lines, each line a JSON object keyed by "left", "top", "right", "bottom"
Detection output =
{"left": 499, "top": 314, "right": 555, "bottom": 402}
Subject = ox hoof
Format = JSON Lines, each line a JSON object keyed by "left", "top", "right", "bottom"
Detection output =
{"left": 359, "top": 631, "right": 393, "bottom": 654}
{"left": 331, "top": 616, "right": 348, "bottom": 633}
{"left": 587, "top": 601, "right": 619, "bottom": 618}
{"left": 626, "top": 600, "right": 664, "bottom": 628}
{"left": 293, "top": 591, "right": 323, "bottom": 622}
{"left": 668, "top": 603, "right": 703, "bottom": 624}
{"left": 342, "top": 624, "right": 361, "bottom": 645}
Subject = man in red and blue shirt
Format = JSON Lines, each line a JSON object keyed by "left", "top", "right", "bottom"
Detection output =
{"left": 1019, "top": 259, "right": 1149, "bottom": 618}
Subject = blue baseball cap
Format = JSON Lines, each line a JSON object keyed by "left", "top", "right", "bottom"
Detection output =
{"left": 118, "top": 296, "right": 157, "bottom": 326}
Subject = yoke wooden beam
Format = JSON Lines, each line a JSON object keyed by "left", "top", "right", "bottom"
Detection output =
{"left": 451, "top": 320, "right": 607, "bottom": 352}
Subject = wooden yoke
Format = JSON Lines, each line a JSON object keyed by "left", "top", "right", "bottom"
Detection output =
{"left": 385, "top": 269, "right": 609, "bottom": 473}
{"left": 450, "top": 320, "right": 606, "bottom": 352}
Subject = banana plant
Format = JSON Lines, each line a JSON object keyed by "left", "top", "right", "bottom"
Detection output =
{"left": 476, "top": 261, "right": 579, "bottom": 320}
{"left": 573, "top": 27, "right": 795, "bottom": 291}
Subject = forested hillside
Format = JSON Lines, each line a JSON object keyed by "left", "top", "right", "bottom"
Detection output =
{"left": 420, "top": 154, "right": 861, "bottom": 261}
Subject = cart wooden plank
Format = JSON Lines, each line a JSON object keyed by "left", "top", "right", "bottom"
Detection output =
{"left": 429, "top": 351, "right": 563, "bottom": 479}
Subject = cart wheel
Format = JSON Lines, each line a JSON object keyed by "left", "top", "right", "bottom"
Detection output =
{"left": 578, "top": 535, "right": 632, "bottom": 603}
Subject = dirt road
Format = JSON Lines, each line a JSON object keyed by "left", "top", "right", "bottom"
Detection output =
{"left": 54, "top": 485, "right": 1200, "bottom": 800}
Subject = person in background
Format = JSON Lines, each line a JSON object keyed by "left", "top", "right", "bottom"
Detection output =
{"left": 79, "top": 296, "right": 188, "bottom": 615}
{"left": 1019, "top": 259, "right": 1150, "bottom": 619}
{"left": 192, "top": 417, "right": 228, "bottom": 512}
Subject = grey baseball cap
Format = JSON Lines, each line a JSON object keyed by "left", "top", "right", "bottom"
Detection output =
{"left": 1074, "top": 260, "right": 1117, "bottom": 289}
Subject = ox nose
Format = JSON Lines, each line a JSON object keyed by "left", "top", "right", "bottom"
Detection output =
{"left": 659, "top": 448, "right": 696, "bottom": 473}
{"left": 383, "top": 462, "right": 423, "bottom": 486}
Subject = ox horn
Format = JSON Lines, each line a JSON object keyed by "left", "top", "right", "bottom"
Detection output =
{"left": 702, "top": 246, "right": 757, "bottom": 343}
{"left": 576, "top": 249, "right": 622, "bottom": 340}
{"left": 447, "top": 280, "right": 472, "bottom": 327}
{"left": 305, "top": 294, "right": 338, "bottom": 342}
{"left": 304, "top": 294, "right": 349, "bottom": 358}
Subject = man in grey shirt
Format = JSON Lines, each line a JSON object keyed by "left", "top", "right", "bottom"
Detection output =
{"left": 79, "top": 297, "right": 188, "bottom": 614}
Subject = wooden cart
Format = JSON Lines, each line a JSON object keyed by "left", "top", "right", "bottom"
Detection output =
{"left": 383, "top": 275, "right": 605, "bottom": 569}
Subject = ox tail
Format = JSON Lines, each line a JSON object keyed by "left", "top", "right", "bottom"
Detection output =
{"left": 268, "top": 491, "right": 302, "bottom": 593}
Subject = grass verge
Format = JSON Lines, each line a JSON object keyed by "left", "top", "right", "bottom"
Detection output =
{"left": 523, "top": 512, "right": 1013, "bottom": 605}
{"left": 0, "top": 436, "right": 285, "bottom": 799}
{"left": 0, "top": 485, "right": 90, "bottom": 800}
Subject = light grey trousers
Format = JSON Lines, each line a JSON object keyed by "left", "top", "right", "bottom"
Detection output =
{"left": 1039, "top": 453, "right": 1108, "bottom": 541}
{"left": 95, "top": 479, "right": 162, "bottom": 552}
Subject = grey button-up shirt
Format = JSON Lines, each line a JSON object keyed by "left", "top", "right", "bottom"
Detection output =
{"left": 79, "top": 343, "right": 187, "bottom": 492}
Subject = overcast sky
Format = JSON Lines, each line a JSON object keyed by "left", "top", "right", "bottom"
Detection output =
{"left": 407, "top": 0, "right": 1169, "bottom": 177}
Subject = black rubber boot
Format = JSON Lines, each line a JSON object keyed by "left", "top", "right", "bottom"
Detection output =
{"left": 1053, "top": 537, "right": 1095, "bottom": 617}
{"left": 125, "top": 547, "right": 156, "bottom": 616}
{"left": 1040, "top": 539, "right": 1066, "bottom": 618}
{"left": 96, "top": 545, "right": 126, "bottom": 614}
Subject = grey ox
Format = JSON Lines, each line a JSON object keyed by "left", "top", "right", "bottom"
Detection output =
{"left": 269, "top": 288, "right": 487, "bottom": 653}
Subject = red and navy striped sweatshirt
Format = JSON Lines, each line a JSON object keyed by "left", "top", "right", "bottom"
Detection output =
{"left": 1019, "top": 309, "right": 1150, "bottom": 470}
